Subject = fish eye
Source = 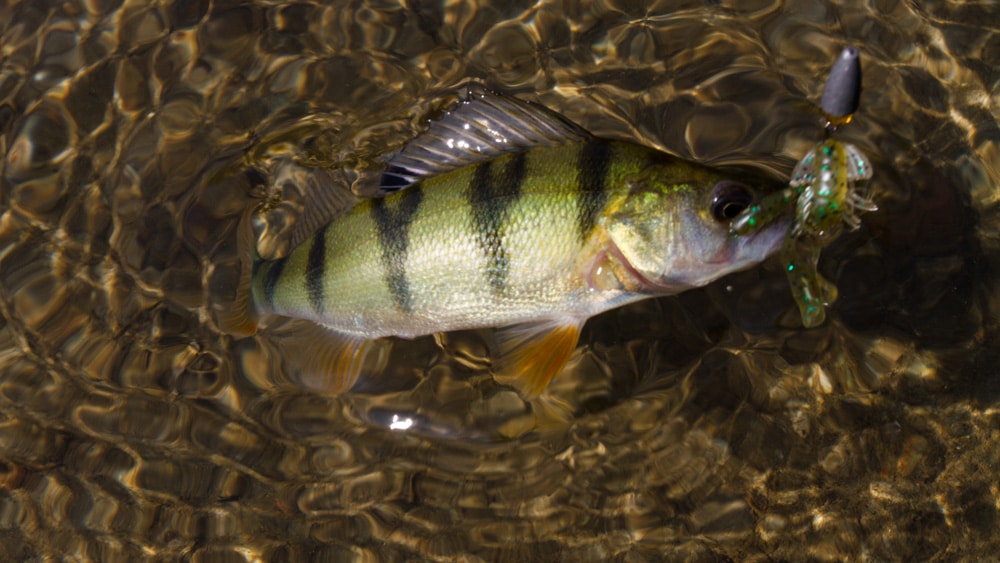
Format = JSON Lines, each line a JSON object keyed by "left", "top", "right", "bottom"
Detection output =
{"left": 710, "top": 181, "right": 753, "bottom": 221}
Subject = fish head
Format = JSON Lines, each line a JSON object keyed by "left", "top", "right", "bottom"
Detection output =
{"left": 603, "top": 161, "right": 791, "bottom": 294}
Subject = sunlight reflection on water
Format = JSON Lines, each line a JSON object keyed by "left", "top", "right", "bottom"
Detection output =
{"left": 0, "top": 0, "right": 999, "bottom": 560}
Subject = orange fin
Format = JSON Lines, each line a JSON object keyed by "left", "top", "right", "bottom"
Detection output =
{"left": 285, "top": 323, "right": 389, "bottom": 394}
{"left": 492, "top": 319, "right": 584, "bottom": 398}
{"left": 217, "top": 205, "right": 261, "bottom": 337}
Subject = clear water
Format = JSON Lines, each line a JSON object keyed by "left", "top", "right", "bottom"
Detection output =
{"left": 1, "top": 0, "right": 999, "bottom": 560}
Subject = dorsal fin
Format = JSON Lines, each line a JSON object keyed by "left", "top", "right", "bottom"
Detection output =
{"left": 379, "top": 83, "right": 590, "bottom": 192}
{"left": 258, "top": 159, "right": 359, "bottom": 259}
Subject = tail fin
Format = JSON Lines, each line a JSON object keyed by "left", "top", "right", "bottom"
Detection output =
{"left": 218, "top": 205, "right": 261, "bottom": 337}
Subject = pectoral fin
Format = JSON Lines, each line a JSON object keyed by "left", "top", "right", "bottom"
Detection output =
{"left": 492, "top": 319, "right": 585, "bottom": 398}
{"left": 284, "top": 323, "right": 389, "bottom": 394}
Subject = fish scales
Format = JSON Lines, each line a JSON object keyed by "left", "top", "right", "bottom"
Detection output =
{"left": 469, "top": 152, "right": 527, "bottom": 294}
{"left": 253, "top": 141, "right": 649, "bottom": 338}
{"left": 305, "top": 223, "right": 328, "bottom": 314}
{"left": 575, "top": 140, "right": 614, "bottom": 242}
{"left": 371, "top": 185, "right": 424, "bottom": 313}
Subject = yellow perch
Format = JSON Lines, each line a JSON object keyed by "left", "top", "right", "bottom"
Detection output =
{"left": 225, "top": 86, "right": 791, "bottom": 396}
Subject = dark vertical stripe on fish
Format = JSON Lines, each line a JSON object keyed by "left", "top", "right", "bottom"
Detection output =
{"left": 469, "top": 153, "right": 527, "bottom": 294}
{"left": 262, "top": 257, "right": 287, "bottom": 309}
{"left": 576, "top": 140, "right": 612, "bottom": 241}
{"left": 306, "top": 224, "right": 328, "bottom": 314}
{"left": 371, "top": 186, "right": 424, "bottom": 313}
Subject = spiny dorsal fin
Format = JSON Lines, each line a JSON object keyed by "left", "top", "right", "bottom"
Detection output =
{"left": 272, "top": 160, "right": 359, "bottom": 253}
{"left": 379, "top": 83, "right": 590, "bottom": 192}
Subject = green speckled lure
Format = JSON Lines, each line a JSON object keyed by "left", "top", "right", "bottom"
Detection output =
{"left": 731, "top": 138, "right": 876, "bottom": 326}
{"left": 730, "top": 46, "right": 878, "bottom": 327}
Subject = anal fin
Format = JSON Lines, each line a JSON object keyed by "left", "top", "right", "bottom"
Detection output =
{"left": 283, "top": 322, "right": 390, "bottom": 394}
{"left": 492, "top": 319, "right": 585, "bottom": 398}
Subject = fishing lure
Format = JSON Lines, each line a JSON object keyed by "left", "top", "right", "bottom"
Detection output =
{"left": 730, "top": 46, "right": 877, "bottom": 327}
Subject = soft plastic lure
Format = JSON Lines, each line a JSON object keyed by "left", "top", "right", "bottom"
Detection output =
{"left": 730, "top": 46, "right": 877, "bottom": 327}
{"left": 731, "top": 138, "right": 876, "bottom": 326}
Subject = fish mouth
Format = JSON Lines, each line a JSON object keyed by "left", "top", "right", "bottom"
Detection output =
{"left": 749, "top": 212, "right": 794, "bottom": 252}
{"left": 718, "top": 212, "right": 793, "bottom": 266}
{"left": 594, "top": 212, "right": 793, "bottom": 294}
{"left": 688, "top": 213, "right": 795, "bottom": 285}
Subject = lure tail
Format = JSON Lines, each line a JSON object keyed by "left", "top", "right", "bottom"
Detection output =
{"left": 782, "top": 235, "right": 837, "bottom": 328}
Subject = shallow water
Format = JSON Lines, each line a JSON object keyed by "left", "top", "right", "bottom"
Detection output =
{"left": 1, "top": 0, "right": 999, "bottom": 560}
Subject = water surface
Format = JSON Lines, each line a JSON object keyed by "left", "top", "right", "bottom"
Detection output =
{"left": 1, "top": 0, "right": 999, "bottom": 560}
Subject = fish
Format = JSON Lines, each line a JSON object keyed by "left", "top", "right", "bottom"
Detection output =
{"left": 221, "top": 84, "right": 792, "bottom": 397}
{"left": 730, "top": 137, "right": 877, "bottom": 327}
